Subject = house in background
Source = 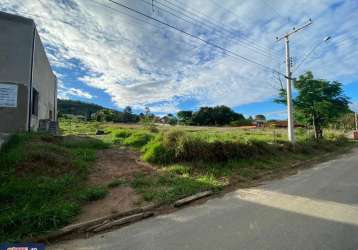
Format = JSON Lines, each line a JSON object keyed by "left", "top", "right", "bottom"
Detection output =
{"left": 0, "top": 11, "right": 57, "bottom": 134}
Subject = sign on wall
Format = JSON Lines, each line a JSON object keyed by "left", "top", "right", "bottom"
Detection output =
{"left": 0, "top": 83, "right": 18, "bottom": 108}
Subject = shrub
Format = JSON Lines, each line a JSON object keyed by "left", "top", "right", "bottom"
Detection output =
{"left": 79, "top": 187, "right": 108, "bottom": 201}
{"left": 142, "top": 141, "right": 174, "bottom": 164}
{"left": 115, "top": 129, "right": 132, "bottom": 139}
{"left": 123, "top": 132, "right": 154, "bottom": 148}
{"left": 142, "top": 130, "right": 277, "bottom": 164}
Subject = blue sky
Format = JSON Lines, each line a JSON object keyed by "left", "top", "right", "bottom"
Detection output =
{"left": 1, "top": 0, "right": 357, "bottom": 118}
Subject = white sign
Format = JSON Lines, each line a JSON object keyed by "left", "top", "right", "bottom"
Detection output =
{"left": 0, "top": 83, "right": 18, "bottom": 108}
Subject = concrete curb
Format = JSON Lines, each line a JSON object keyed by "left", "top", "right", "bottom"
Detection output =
{"left": 31, "top": 204, "right": 157, "bottom": 242}
{"left": 30, "top": 189, "right": 216, "bottom": 242}
{"left": 174, "top": 191, "right": 214, "bottom": 207}
{"left": 92, "top": 212, "right": 154, "bottom": 233}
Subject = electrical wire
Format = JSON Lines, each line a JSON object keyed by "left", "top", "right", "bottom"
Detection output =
{"left": 207, "top": 0, "right": 282, "bottom": 52}
{"left": 156, "top": 0, "right": 281, "bottom": 56}
{"left": 137, "top": 0, "right": 279, "bottom": 60}
{"left": 260, "top": 0, "right": 285, "bottom": 20}
{"left": 107, "top": 0, "right": 283, "bottom": 75}
{"left": 293, "top": 39, "right": 325, "bottom": 73}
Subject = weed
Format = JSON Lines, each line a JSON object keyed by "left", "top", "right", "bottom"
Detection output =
{"left": 115, "top": 129, "right": 133, "bottom": 139}
{"left": 0, "top": 133, "right": 106, "bottom": 242}
{"left": 130, "top": 172, "right": 223, "bottom": 204}
{"left": 79, "top": 187, "right": 108, "bottom": 202}
{"left": 123, "top": 132, "right": 154, "bottom": 148}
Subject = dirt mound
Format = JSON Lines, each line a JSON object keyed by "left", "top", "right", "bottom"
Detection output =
{"left": 88, "top": 147, "right": 155, "bottom": 186}
{"left": 15, "top": 141, "right": 73, "bottom": 177}
{"left": 77, "top": 147, "right": 155, "bottom": 221}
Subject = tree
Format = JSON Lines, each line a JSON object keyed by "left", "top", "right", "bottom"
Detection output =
{"left": 123, "top": 106, "right": 132, "bottom": 114}
{"left": 144, "top": 106, "right": 151, "bottom": 117}
{"left": 162, "top": 114, "right": 178, "bottom": 125}
{"left": 212, "top": 105, "right": 244, "bottom": 125}
{"left": 177, "top": 111, "right": 193, "bottom": 124}
{"left": 254, "top": 114, "right": 266, "bottom": 121}
{"left": 141, "top": 106, "right": 155, "bottom": 124}
{"left": 190, "top": 105, "right": 246, "bottom": 126}
{"left": 95, "top": 110, "right": 105, "bottom": 122}
{"left": 122, "top": 106, "right": 133, "bottom": 123}
{"left": 192, "top": 107, "right": 214, "bottom": 125}
{"left": 275, "top": 71, "right": 350, "bottom": 139}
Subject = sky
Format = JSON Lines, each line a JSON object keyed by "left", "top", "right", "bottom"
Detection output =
{"left": 1, "top": 0, "right": 357, "bottom": 119}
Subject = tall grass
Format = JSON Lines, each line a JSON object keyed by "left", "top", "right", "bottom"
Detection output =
{"left": 0, "top": 133, "right": 108, "bottom": 242}
{"left": 142, "top": 129, "right": 350, "bottom": 164}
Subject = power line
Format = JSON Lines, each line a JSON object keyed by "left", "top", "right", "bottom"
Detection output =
{"left": 320, "top": 33, "right": 358, "bottom": 50}
{"left": 8, "top": 0, "right": 283, "bottom": 76}
{"left": 138, "top": 0, "right": 279, "bottom": 60}
{"left": 157, "top": 0, "right": 281, "bottom": 56}
{"left": 107, "top": 0, "right": 283, "bottom": 75}
{"left": 12, "top": 2, "right": 209, "bottom": 67}
{"left": 260, "top": 0, "right": 285, "bottom": 20}
{"left": 208, "top": 0, "right": 283, "bottom": 52}
{"left": 91, "top": 0, "right": 281, "bottom": 75}
{"left": 293, "top": 39, "right": 326, "bottom": 73}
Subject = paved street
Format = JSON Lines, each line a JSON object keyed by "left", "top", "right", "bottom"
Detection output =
{"left": 50, "top": 148, "right": 358, "bottom": 250}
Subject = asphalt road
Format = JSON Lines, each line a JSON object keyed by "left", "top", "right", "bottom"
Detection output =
{"left": 50, "top": 148, "right": 358, "bottom": 250}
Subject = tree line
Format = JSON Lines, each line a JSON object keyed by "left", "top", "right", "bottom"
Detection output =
{"left": 58, "top": 71, "right": 354, "bottom": 137}
{"left": 177, "top": 106, "right": 256, "bottom": 126}
{"left": 58, "top": 99, "right": 260, "bottom": 126}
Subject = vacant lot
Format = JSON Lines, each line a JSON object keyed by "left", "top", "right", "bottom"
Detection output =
{"left": 59, "top": 117, "right": 353, "bottom": 204}
{"left": 0, "top": 118, "right": 353, "bottom": 242}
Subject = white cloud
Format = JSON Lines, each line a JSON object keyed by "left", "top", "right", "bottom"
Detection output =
{"left": 350, "top": 102, "right": 358, "bottom": 113}
{"left": 1, "top": 0, "right": 357, "bottom": 112}
{"left": 58, "top": 86, "right": 93, "bottom": 100}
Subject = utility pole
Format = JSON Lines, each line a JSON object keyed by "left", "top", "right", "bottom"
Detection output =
{"left": 276, "top": 19, "right": 312, "bottom": 143}
{"left": 355, "top": 112, "right": 358, "bottom": 131}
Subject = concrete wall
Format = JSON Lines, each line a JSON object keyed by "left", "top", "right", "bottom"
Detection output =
{"left": 0, "top": 13, "right": 34, "bottom": 133}
{"left": 30, "top": 29, "right": 57, "bottom": 131}
{"left": 0, "top": 12, "right": 57, "bottom": 133}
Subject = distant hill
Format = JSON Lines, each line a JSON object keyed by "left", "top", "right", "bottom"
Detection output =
{"left": 58, "top": 99, "right": 106, "bottom": 117}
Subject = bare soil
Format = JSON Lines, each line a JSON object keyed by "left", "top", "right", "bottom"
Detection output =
{"left": 88, "top": 147, "right": 154, "bottom": 186}
{"left": 75, "top": 147, "right": 155, "bottom": 222}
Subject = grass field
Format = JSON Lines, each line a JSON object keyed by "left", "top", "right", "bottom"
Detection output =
{"left": 59, "top": 117, "right": 353, "bottom": 205}
{"left": 0, "top": 118, "right": 353, "bottom": 241}
{"left": 59, "top": 116, "right": 347, "bottom": 144}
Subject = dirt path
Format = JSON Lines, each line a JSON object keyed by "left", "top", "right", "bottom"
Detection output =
{"left": 76, "top": 147, "right": 155, "bottom": 222}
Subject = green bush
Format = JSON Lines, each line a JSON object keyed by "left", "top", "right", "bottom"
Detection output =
{"left": 123, "top": 132, "right": 154, "bottom": 148}
{"left": 142, "top": 130, "right": 278, "bottom": 164}
{"left": 115, "top": 129, "right": 132, "bottom": 139}
{"left": 130, "top": 172, "right": 222, "bottom": 204}
{"left": 79, "top": 187, "right": 108, "bottom": 201}
{"left": 142, "top": 141, "right": 174, "bottom": 164}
